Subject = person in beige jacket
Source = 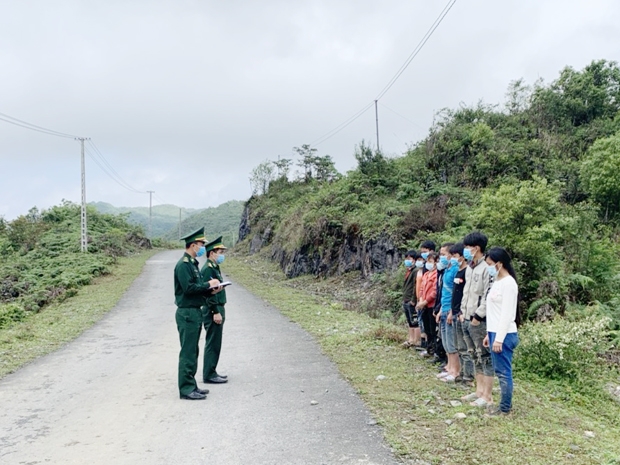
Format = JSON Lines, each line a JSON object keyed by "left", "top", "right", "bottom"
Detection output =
{"left": 459, "top": 232, "right": 494, "bottom": 407}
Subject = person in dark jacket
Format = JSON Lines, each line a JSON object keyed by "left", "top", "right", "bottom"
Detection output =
{"left": 402, "top": 250, "right": 421, "bottom": 348}
{"left": 174, "top": 228, "right": 221, "bottom": 400}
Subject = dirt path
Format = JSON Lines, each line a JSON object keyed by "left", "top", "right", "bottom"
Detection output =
{"left": 0, "top": 250, "right": 399, "bottom": 465}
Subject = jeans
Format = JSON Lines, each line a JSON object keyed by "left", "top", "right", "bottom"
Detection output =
{"left": 464, "top": 319, "right": 493, "bottom": 377}
{"left": 454, "top": 319, "right": 474, "bottom": 379}
{"left": 440, "top": 313, "right": 456, "bottom": 354}
{"left": 489, "top": 332, "right": 519, "bottom": 413}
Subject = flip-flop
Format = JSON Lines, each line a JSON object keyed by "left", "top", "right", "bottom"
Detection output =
{"left": 460, "top": 392, "right": 478, "bottom": 402}
{"left": 436, "top": 371, "right": 449, "bottom": 379}
{"left": 470, "top": 398, "right": 491, "bottom": 408}
{"left": 441, "top": 375, "right": 456, "bottom": 383}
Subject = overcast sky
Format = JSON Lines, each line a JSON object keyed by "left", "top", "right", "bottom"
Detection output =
{"left": 1, "top": 0, "right": 619, "bottom": 219}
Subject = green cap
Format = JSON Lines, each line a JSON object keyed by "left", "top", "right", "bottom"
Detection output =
{"left": 180, "top": 227, "right": 207, "bottom": 247}
{"left": 205, "top": 236, "right": 227, "bottom": 254}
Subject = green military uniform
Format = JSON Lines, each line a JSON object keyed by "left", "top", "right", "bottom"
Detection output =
{"left": 201, "top": 236, "right": 228, "bottom": 382}
{"left": 174, "top": 228, "right": 215, "bottom": 397}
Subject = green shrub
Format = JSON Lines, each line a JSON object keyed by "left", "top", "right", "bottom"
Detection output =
{"left": 515, "top": 315, "right": 613, "bottom": 388}
{"left": 0, "top": 303, "right": 26, "bottom": 329}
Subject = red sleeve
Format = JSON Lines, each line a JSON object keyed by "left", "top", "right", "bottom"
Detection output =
{"left": 426, "top": 271, "right": 437, "bottom": 308}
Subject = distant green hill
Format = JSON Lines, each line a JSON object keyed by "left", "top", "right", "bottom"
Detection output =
{"left": 89, "top": 202, "right": 201, "bottom": 238}
{"left": 163, "top": 200, "right": 245, "bottom": 247}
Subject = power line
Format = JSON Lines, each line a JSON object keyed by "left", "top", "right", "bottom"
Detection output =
{"left": 84, "top": 146, "right": 146, "bottom": 194}
{"left": 380, "top": 102, "right": 426, "bottom": 130}
{"left": 310, "top": 101, "right": 375, "bottom": 147}
{"left": 86, "top": 140, "right": 146, "bottom": 194}
{"left": 309, "top": 0, "right": 456, "bottom": 148}
{"left": 0, "top": 112, "right": 79, "bottom": 138}
{"left": 375, "top": 0, "right": 457, "bottom": 101}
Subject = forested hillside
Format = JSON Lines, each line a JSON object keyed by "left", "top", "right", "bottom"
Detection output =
{"left": 241, "top": 60, "right": 620, "bottom": 331}
{"left": 0, "top": 202, "right": 150, "bottom": 328}
{"left": 164, "top": 200, "right": 244, "bottom": 247}
{"left": 90, "top": 202, "right": 201, "bottom": 238}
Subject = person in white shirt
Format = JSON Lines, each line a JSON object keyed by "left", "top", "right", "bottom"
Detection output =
{"left": 483, "top": 247, "right": 520, "bottom": 415}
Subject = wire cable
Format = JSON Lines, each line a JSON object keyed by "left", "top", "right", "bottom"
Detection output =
{"left": 84, "top": 146, "right": 147, "bottom": 194}
{"left": 86, "top": 140, "right": 145, "bottom": 194}
{"left": 380, "top": 102, "right": 426, "bottom": 130}
{"left": 0, "top": 112, "right": 79, "bottom": 138}
{"left": 375, "top": 0, "right": 457, "bottom": 101}
{"left": 310, "top": 101, "right": 375, "bottom": 147}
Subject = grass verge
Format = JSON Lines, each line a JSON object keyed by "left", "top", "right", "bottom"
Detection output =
{"left": 225, "top": 254, "right": 620, "bottom": 465}
{"left": 0, "top": 249, "right": 158, "bottom": 378}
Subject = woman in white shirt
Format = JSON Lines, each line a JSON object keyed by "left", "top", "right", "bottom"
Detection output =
{"left": 483, "top": 247, "right": 519, "bottom": 415}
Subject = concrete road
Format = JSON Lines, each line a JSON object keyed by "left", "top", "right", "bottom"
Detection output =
{"left": 0, "top": 250, "right": 399, "bottom": 465}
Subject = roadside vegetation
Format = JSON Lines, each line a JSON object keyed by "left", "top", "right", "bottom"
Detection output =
{"left": 0, "top": 201, "right": 156, "bottom": 376}
{"left": 225, "top": 254, "right": 620, "bottom": 465}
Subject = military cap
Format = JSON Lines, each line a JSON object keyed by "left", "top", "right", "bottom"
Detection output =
{"left": 180, "top": 227, "right": 207, "bottom": 247}
{"left": 204, "top": 236, "right": 227, "bottom": 254}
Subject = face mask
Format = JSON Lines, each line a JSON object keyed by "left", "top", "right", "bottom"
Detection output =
{"left": 487, "top": 264, "right": 498, "bottom": 278}
{"left": 425, "top": 262, "right": 435, "bottom": 271}
{"left": 450, "top": 257, "right": 460, "bottom": 267}
{"left": 463, "top": 248, "right": 473, "bottom": 261}
{"left": 216, "top": 254, "right": 226, "bottom": 265}
{"left": 421, "top": 252, "right": 429, "bottom": 260}
{"left": 436, "top": 261, "right": 446, "bottom": 271}
{"left": 439, "top": 256, "right": 449, "bottom": 267}
{"left": 415, "top": 260, "right": 424, "bottom": 268}
{"left": 404, "top": 259, "right": 413, "bottom": 268}
{"left": 196, "top": 246, "right": 206, "bottom": 258}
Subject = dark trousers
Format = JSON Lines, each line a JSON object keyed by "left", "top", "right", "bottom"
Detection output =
{"left": 176, "top": 307, "right": 203, "bottom": 396}
{"left": 202, "top": 304, "right": 226, "bottom": 381}
{"left": 420, "top": 307, "right": 438, "bottom": 354}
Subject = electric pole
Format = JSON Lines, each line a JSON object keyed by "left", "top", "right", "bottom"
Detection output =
{"left": 178, "top": 208, "right": 182, "bottom": 239}
{"left": 374, "top": 100, "right": 380, "bottom": 151}
{"left": 147, "top": 190, "right": 154, "bottom": 239}
{"left": 76, "top": 137, "right": 90, "bottom": 252}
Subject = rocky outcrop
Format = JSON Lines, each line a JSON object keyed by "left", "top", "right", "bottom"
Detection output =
{"left": 238, "top": 202, "right": 251, "bottom": 242}
{"left": 240, "top": 204, "right": 403, "bottom": 279}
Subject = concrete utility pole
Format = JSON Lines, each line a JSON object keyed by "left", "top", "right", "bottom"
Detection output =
{"left": 147, "top": 191, "right": 155, "bottom": 239}
{"left": 178, "top": 208, "right": 182, "bottom": 239}
{"left": 76, "top": 137, "right": 90, "bottom": 252}
{"left": 374, "top": 100, "right": 380, "bottom": 151}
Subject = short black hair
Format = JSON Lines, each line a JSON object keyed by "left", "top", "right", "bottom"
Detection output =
{"left": 441, "top": 242, "right": 455, "bottom": 251}
{"left": 426, "top": 251, "right": 439, "bottom": 262}
{"left": 420, "top": 240, "right": 436, "bottom": 251}
{"left": 449, "top": 242, "right": 464, "bottom": 256}
{"left": 405, "top": 250, "right": 419, "bottom": 259}
{"left": 463, "top": 231, "right": 488, "bottom": 253}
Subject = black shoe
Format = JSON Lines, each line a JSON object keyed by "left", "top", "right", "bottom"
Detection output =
{"left": 204, "top": 376, "right": 228, "bottom": 384}
{"left": 180, "top": 390, "right": 207, "bottom": 400}
{"left": 195, "top": 387, "right": 210, "bottom": 395}
{"left": 215, "top": 373, "right": 228, "bottom": 379}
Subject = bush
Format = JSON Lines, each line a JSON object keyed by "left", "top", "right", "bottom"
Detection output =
{"left": 515, "top": 315, "right": 613, "bottom": 388}
{"left": 0, "top": 303, "right": 26, "bottom": 329}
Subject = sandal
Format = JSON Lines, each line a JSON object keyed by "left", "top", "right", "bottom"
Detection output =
{"left": 401, "top": 341, "right": 414, "bottom": 348}
{"left": 470, "top": 398, "right": 492, "bottom": 408}
{"left": 441, "top": 375, "right": 456, "bottom": 383}
{"left": 460, "top": 392, "right": 478, "bottom": 402}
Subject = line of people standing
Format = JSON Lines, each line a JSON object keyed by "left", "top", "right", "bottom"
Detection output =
{"left": 402, "top": 232, "right": 520, "bottom": 415}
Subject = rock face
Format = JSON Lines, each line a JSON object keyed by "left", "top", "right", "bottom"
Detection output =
{"left": 241, "top": 204, "right": 402, "bottom": 278}
{"left": 238, "top": 202, "right": 251, "bottom": 242}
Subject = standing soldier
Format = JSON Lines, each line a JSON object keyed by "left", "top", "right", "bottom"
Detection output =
{"left": 201, "top": 236, "right": 229, "bottom": 384}
{"left": 174, "top": 227, "right": 221, "bottom": 400}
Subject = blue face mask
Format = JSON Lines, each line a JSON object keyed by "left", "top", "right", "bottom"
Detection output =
{"left": 487, "top": 264, "right": 498, "bottom": 278}
{"left": 450, "top": 257, "right": 460, "bottom": 267}
{"left": 439, "top": 256, "right": 449, "bottom": 267}
{"left": 415, "top": 260, "right": 424, "bottom": 268}
{"left": 436, "top": 262, "right": 446, "bottom": 271}
{"left": 425, "top": 262, "right": 435, "bottom": 271}
{"left": 463, "top": 248, "right": 473, "bottom": 261}
{"left": 196, "top": 246, "right": 206, "bottom": 258}
{"left": 421, "top": 252, "right": 429, "bottom": 260}
{"left": 216, "top": 254, "right": 226, "bottom": 265}
{"left": 404, "top": 259, "right": 413, "bottom": 268}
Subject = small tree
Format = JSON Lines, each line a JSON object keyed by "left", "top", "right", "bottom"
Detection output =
{"left": 294, "top": 144, "right": 318, "bottom": 181}
{"left": 313, "top": 155, "right": 339, "bottom": 182}
{"left": 580, "top": 131, "right": 620, "bottom": 220}
{"left": 249, "top": 160, "right": 275, "bottom": 195}
{"left": 273, "top": 157, "right": 292, "bottom": 179}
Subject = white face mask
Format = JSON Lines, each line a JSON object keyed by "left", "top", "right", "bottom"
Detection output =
{"left": 425, "top": 262, "right": 435, "bottom": 271}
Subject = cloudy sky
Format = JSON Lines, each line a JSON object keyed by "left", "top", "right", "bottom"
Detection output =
{"left": 1, "top": 0, "right": 619, "bottom": 219}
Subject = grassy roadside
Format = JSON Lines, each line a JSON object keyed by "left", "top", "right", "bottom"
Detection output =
{"left": 0, "top": 249, "right": 159, "bottom": 378}
{"left": 225, "top": 254, "right": 620, "bottom": 465}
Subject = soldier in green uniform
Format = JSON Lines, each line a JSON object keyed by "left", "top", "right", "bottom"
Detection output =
{"left": 201, "top": 236, "right": 229, "bottom": 384}
{"left": 174, "top": 227, "right": 222, "bottom": 400}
